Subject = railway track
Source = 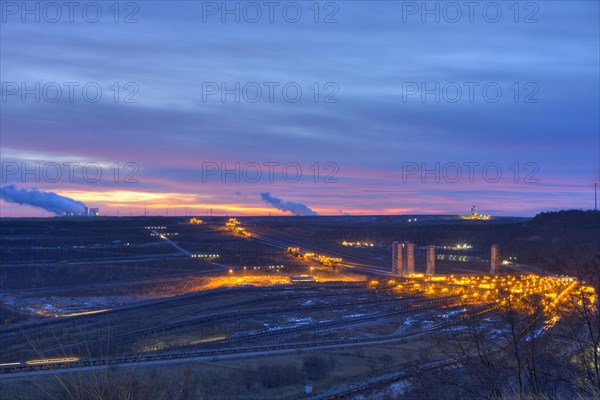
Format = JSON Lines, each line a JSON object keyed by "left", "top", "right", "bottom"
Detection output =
{"left": 0, "top": 303, "right": 497, "bottom": 377}
{"left": 43, "top": 294, "right": 416, "bottom": 353}
{"left": 1, "top": 282, "right": 370, "bottom": 337}
{"left": 201, "top": 296, "right": 461, "bottom": 347}
{"left": 253, "top": 232, "right": 404, "bottom": 277}
{"left": 246, "top": 225, "right": 389, "bottom": 273}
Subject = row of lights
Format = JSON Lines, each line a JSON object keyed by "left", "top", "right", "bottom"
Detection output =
{"left": 437, "top": 255, "right": 469, "bottom": 261}
{"left": 342, "top": 241, "right": 375, "bottom": 247}
{"left": 441, "top": 244, "right": 473, "bottom": 250}
{"left": 228, "top": 265, "right": 287, "bottom": 273}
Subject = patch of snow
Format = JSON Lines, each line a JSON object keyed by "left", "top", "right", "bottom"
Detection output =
{"left": 343, "top": 313, "right": 367, "bottom": 319}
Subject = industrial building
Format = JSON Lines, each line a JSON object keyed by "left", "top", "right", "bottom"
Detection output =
{"left": 426, "top": 245, "right": 436, "bottom": 275}
{"left": 392, "top": 242, "right": 500, "bottom": 275}
{"left": 490, "top": 244, "right": 500, "bottom": 274}
{"left": 85, "top": 207, "right": 99, "bottom": 216}
{"left": 64, "top": 207, "right": 100, "bottom": 217}
{"left": 391, "top": 241, "right": 415, "bottom": 276}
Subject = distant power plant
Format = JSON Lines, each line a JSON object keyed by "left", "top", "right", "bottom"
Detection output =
{"left": 64, "top": 207, "right": 99, "bottom": 217}
{"left": 392, "top": 242, "right": 500, "bottom": 275}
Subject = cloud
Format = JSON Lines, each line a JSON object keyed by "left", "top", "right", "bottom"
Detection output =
{"left": 260, "top": 192, "right": 317, "bottom": 216}
{"left": 0, "top": 185, "right": 86, "bottom": 215}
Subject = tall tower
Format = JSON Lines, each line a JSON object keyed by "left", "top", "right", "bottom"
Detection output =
{"left": 426, "top": 245, "right": 435, "bottom": 275}
{"left": 490, "top": 245, "right": 500, "bottom": 274}
{"left": 402, "top": 242, "right": 410, "bottom": 275}
{"left": 392, "top": 241, "right": 403, "bottom": 275}
{"left": 406, "top": 243, "right": 415, "bottom": 275}
{"left": 393, "top": 241, "right": 418, "bottom": 276}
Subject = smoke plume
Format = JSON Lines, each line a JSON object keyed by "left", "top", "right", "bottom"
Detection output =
{"left": 0, "top": 185, "right": 86, "bottom": 215}
{"left": 260, "top": 192, "right": 317, "bottom": 216}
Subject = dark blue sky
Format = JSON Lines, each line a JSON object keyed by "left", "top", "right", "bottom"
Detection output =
{"left": 1, "top": 1, "right": 598, "bottom": 216}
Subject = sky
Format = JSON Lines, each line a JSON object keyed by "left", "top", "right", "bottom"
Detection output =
{"left": 1, "top": 1, "right": 599, "bottom": 217}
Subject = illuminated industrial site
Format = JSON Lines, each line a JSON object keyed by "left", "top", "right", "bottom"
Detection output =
{"left": 1, "top": 2, "right": 598, "bottom": 397}
{"left": 1, "top": 210, "right": 599, "bottom": 400}
{"left": 387, "top": 274, "right": 595, "bottom": 315}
